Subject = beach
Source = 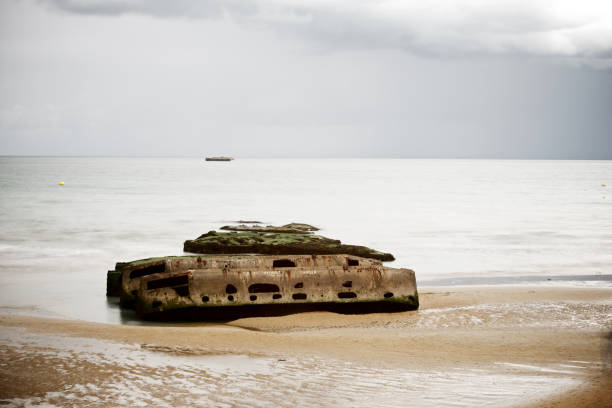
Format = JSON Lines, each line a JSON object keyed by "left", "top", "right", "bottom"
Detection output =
{"left": 2, "top": 0, "right": 612, "bottom": 404}
{"left": 2, "top": 285, "right": 610, "bottom": 407}
{"left": 1, "top": 157, "right": 610, "bottom": 405}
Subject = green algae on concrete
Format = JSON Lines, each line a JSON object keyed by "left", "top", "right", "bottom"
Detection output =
{"left": 183, "top": 231, "right": 395, "bottom": 261}
{"left": 220, "top": 223, "right": 319, "bottom": 233}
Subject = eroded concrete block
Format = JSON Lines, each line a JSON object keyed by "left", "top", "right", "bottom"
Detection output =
{"left": 110, "top": 254, "right": 418, "bottom": 319}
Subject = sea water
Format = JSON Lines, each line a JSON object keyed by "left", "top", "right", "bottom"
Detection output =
{"left": 0, "top": 329, "right": 580, "bottom": 408}
{"left": 0, "top": 157, "right": 610, "bottom": 322}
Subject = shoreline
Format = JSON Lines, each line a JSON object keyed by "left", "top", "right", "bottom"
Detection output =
{"left": 1, "top": 285, "right": 611, "bottom": 406}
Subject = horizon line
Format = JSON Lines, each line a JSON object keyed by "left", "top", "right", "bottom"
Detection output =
{"left": 0, "top": 155, "right": 611, "bottom": 161}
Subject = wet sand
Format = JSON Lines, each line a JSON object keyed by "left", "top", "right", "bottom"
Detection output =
{"left": 1, "top": 285, "right": 611, "bottom": 407}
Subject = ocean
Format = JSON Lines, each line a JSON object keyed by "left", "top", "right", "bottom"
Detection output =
{"left": 0, "top": 157, "right": 610, "bottom": 323}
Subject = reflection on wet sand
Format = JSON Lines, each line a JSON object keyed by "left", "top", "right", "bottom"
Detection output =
{"left": 1, "top": 286, "right": 610, "bottom": 407}
{"left": 0, "top": 330, "right": 581, "bottom": 408}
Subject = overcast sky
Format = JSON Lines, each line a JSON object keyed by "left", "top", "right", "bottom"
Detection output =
{"left": 1, "top": 0, "right": 611, "bottom": 158}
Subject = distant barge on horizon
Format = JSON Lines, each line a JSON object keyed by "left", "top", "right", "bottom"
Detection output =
{"left": 205, "top": 156, "right": 234, "bottom": 161}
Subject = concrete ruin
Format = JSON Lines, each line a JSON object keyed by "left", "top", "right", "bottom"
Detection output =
{"left": 219, "top": 223, "right": 319, "bottom": 233}
{"left": 111, "top": 254, "right": 418, "bottom": 319}
{"left": 184, "top": 231, "right": 395, "bottom": 262}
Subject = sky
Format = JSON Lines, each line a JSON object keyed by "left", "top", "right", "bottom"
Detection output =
{"left": 0, "top": 0, "right": 611, "bottom": 158}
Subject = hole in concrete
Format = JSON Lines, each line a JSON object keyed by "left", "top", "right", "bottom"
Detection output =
{"left": 227, "top": 295, "right": 234, "bottom": 301}
{"left": 130, "top": 263, "right": 165, "bottom": 279}
{"left": 249, "top": 283, "right": 280, "bottom": 293}
{"left": 294, "top": 282, "right": 304, "bottom": 288}
{"left": 342, "top": 280, "right": 352, "bottom": 288}
{"left": 250, "top": 295, "right": 257, "bottom": 301}
{"left": 338, "top": 292, "right": 357, "bottom": 299}
{"left": 347, "top": 259, "right": 359, "bottom": 267}
{"left": 292, "top": 293, "right": 307, "bottom": 300}
{"left": 384, "top": 292, "right": 394, "bottom": 298}
{"left": 173, "top": 286, "right": 190, "bottom": 297}
{"left": 202, "top": 296, "right": 209, "bottom": 302}
{"left": 146, "top": 275, "right": 188, "bottom": 290}
{"left": 273, "top": 294, "right": 282, "bottom": 299}
{"left": 226, "top": 284, "right": 237, "bottom": 294}
{"left": 273, "top": 259, "right": 296, "bottom": 268}
{"left": 152, "top": 301, "right": 162, "bottom": 308}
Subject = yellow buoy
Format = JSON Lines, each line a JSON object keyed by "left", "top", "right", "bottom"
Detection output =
{"left": 58, "top": 181, "right": 64, "bottom": 186}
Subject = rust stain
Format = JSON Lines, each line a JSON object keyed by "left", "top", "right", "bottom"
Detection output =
{"left": 120, "top": 254, "right": 417, "bottom": 317}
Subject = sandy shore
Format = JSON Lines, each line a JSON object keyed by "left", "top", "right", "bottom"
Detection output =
{"left": 1, "top": 285, "right": 611, "bottom": 407}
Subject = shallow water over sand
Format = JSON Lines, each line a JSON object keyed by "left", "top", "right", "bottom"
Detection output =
{"left": 0, "top": 329, "right": 581, "bottom": 408}
{"left": 411, "top": 301, "right": 612, "bottom": 330}
{"left": 1, "top": 286, "right": 610, "bottom": 407}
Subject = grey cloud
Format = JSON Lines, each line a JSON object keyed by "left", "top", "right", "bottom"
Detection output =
{"left": 40, "top": 0, "right": 612, "bottom": 64}
{"left": 1, "top": 0, "right": 610, "bottom": 158}
{"left": 43, "top": 0, "right": 257, "bottom": 18}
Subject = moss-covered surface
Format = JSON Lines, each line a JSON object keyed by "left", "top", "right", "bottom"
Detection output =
{"left": 388, "top": 293, "right": 419, "bottom": 309}
{"left": 220, "top": 223, "right": 319, "bottom": 233}
{"left": 114, "top": 257, "right": 165, "bottom": 270}
{"left": 183, "top": 231, "right": 395, "bottom": 261}
{"left": 114, "top": 256, "right": 199, "bottom": 270}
